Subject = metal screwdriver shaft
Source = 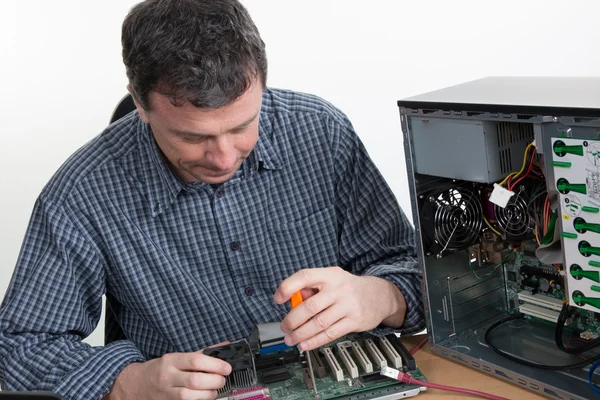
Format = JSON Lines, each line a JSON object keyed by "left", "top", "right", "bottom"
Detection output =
{"left": 291, "top": 291, "right": 319, "bottom": 397}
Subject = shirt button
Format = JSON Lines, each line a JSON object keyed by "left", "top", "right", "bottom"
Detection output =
{"left": 215, "top": 189, "right": 223, "bottom": 198}
{"left": 245, "top": 287, "right": 254, "bottom": 296}
{"left": 230, "top": 241, "right": 240, "bottom": 251}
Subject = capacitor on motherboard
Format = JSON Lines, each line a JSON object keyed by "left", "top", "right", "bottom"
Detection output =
{"left": 539, "top": 278, "right": 550, "bottom": 292}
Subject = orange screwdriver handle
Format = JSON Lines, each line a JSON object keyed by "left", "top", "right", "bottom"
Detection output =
{"left": 290, "top": 291, "right": 303, "bottom": 309}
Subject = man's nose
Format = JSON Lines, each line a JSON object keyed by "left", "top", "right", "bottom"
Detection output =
{"left": 208, "top": 136, "right": 237, "bottom": 170}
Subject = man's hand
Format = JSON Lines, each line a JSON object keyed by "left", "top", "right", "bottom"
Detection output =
{"left": 274, "top": 267, "right": 407, "bottom": 351}
{"left": 104, "top": 343, "right": 232, "bottom": 400}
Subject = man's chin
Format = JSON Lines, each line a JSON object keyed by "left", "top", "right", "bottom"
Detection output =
{"left": 192, "top": 168, "right": 237, "bottom": 184}
{"left": 178, "top": 160, "right": 244, "bottom": 184}
{"left": 202, "top": 175, "right": 234, "bottom": 184}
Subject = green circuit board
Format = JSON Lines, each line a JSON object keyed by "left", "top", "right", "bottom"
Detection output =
{"left": 265, "top": 363, "right": 425, "bottom": 400}
{"left": 218, "top": 332, "right": 425, "bottom": 400}
{"left": 505, "top": 249, "right": 600, "bottom": 338}
{"left": 505, "top": 250, "right": 565, "bottom": 306}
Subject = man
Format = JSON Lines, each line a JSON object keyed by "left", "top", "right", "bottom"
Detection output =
{"left": 0, "top": 0, "right": 424, "bottom": 399}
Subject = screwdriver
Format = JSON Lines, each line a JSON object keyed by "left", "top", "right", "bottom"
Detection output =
{"left": 291, "top": 291, "right": 319, "bottom": 397}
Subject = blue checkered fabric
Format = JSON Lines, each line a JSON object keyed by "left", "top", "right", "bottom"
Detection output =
{"left": 0, "top": 88, "right": 424, "bottom": 398}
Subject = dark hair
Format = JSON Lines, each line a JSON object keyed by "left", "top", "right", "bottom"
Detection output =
{"left": 122, "top": 0, "right": 267, "bottom": 110}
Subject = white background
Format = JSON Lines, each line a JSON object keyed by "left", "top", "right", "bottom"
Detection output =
{"left": 1, "top": 0, "right": 599, "bottom": 347}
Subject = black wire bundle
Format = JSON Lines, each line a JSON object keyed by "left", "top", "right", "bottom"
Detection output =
{"left": 484, "top": 310, "right": 600, "bottom": 370}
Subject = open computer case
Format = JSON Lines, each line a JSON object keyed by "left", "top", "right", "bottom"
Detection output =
{"left": 398, "top": 77, "right": 600, "bottom": 399}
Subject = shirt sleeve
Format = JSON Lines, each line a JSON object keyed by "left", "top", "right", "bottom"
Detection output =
{"left": 0, "top": 195, "right": 145, "bottom": 399}
{"left": 330, "top": 113, "right": 426, "bottom": 336}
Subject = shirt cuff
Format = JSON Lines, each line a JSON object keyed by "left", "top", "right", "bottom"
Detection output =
{"left": 54, "top": 340, "right": 145, "bottom": 399}
{"left": 363, "top": 268, "right": 426, "bottom": 336}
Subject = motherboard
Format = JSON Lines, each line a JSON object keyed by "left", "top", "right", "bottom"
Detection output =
{"left": 504, "top": 242, "right": 600, "bottom": 340}
{"left": 208, "top": 330, "right": 426, "bottom": 400}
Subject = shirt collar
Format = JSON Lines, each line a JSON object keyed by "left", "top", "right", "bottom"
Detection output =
{"left": 252, "top": 109, "right": 282, "bottom": 172}
{"left": 138, "top": 117, "right": 185, "bottom": 218}
{"left": 137, "top": 96, "right": 284, "bottom": 218}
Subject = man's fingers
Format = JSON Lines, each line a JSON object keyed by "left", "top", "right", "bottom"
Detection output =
{"left": 280, "top": 291, "right": 334, "bottom": 334}
{"left": 300, "top": 288, "right": 319, "bottom": 301}
{"left": 174, "top": 352, "right": 232, "bottom": 375}
{"left": 173, "top": 387, "right": 219, "bottom": 400}
{"left": 173, "top": 371, "right": 226, "bottom": 391}
{"left": 274, "top": 267, "right": 338, "bottom": 304}
{"left": 284, "top": 303, "right": 345, "bottom": 347}
{"left": 300, "top": 318, "right": 353, "bottom": 351}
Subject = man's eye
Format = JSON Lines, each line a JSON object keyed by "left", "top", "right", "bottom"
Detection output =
{"left": 182, "top": 136, "right": 206, "bottom": 143}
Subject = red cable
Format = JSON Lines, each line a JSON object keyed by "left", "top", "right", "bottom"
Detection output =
{"left": 410, "top": 336, "right": 428, "bottom": 355}
{"left": 391, "top": 369, "right": 508, "bottom": 400}
{"left": 569, "top": 338, "right": 590, "bottom": 360}
{"left": 543, "top": 196, "right": 550, "bottom": 234}
{"left": 405, "top": 336, "right": 585, "bottom": 396}
{"left": 405, "top": 336, "right": 505, "bottom": 398}
{"left": 509, "top": 147, "right": 536, "bottom": 191}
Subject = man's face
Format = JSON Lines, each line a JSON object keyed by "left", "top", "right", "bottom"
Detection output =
{"left": 133, "top": 81, "right": 263, "bottom": 184}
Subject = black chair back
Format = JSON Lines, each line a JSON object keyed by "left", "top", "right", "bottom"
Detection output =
{"left": 110, "top": 94, "right": 136, "bottom": 124}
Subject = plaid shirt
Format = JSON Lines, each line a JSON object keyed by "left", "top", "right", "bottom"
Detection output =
{"left": 0, "top": 88, "right": 424, "bottom": 399}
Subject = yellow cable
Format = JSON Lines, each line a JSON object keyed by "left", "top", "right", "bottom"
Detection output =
{"left": 472, "top": 266, "right": 483, "bottom": 280}
{"left": 516, "top": 142, "right": 533, "bottom": 178}
{"left": 498, "top": 172, "right": 516, "bottom": 187}
{"left": 482, "top": 214, "right": 502, "bottom": 236}
{"left": 498, "top": 143, "right": 533, "bottom": 187}
{"left": 471, "top": 258, "right": 504, "bottom": 280}
{"left": 534, "top": 227, "right": 541, "bottom": 246}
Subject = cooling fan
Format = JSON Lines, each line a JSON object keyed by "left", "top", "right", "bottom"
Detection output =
{"left": 420, "top": 184, "right": 483, "bottom": 258}
{"left": 493, "top": 190, "right": 533, "bottom": 239}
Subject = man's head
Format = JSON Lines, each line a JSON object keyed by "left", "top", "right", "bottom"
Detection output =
{"left": 122, "top": 0, "right": 267, "bottom": 184}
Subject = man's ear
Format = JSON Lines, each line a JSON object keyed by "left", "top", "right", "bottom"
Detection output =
{"left": 127, "top": 84, "right": 150, "bottom": 123}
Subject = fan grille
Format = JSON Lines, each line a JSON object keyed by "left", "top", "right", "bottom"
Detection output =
{"left": 494, "top": 195, "right": 530, "bottom": 237}
{"left": 431, "top": 187, "right": 483, "bottom": 252}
